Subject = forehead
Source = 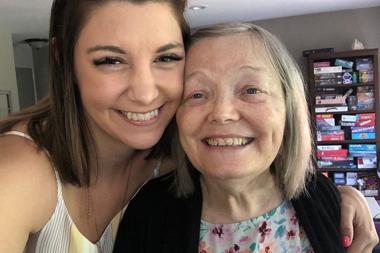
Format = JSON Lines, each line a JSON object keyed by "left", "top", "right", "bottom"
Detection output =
{"left": 186, "top": 33, "right": 272, "bottom": 73}
{"left": 78, "top": 1, "right": 182, "bottom": 46}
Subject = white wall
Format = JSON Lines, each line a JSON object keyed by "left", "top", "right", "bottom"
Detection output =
{"left": 0, "top": 24, "right": 19, "bottom": 112}
{"left": 255, "top": 7, "right": 380, "bottom": 76}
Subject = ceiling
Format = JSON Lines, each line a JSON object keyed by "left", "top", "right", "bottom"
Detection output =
{"left": 1, "top": 0, "right": 380, "bottom": 43}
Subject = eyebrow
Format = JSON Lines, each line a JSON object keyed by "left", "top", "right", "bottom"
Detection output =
{"left": 87, "top": 42, "right": 183, "bottom": 55}
{"left": 87, "top": 45, "right": 126, "bottom": 54}
{"left": 156, "top": 42, "right": 183, "bottom": 53}
{"left": 240, "top": 65, "right": 263, "bottom": 72}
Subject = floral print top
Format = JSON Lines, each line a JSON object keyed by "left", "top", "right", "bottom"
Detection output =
{"left": 199, "top": 201, "right": 314, "bottom": 253}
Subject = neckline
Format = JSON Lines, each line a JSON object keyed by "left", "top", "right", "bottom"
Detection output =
{"left": 60, "top": 169, "right": 156, "bottom": 245}
{"left": 201, "top": 200, "right": 288, "bottom": 226}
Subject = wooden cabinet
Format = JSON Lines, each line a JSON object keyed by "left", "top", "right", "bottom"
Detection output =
{"left": 307, "top": 49, "right": 379, "bottom": 197}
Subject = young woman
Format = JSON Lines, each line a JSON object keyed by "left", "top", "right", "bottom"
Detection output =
{"left": 0, "top": 0, "right": 187, "bottom": 252}
{"left": 114, "top": 22, "right": 378, "bottom": 253}
{"left": 0, "top": 1, "right": 376, "bottom": 253}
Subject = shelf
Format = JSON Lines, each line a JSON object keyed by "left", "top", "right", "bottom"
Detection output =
{"left": 319, "top": 168, "right": 377, "bottom": 172}
{"left": 315, "top": 109, "right": 375, "bottom": 115}
{"left": 307, "top": 48, "right": 378, "bottom": 60}
{"left": 308, "top": 49, "right": 379, "bottom": 197}
{"left": 314, "top": 83, "right": 375, "bottom": 89}
{"left": 317, "top": 139, "right": 377, "bottom": 145}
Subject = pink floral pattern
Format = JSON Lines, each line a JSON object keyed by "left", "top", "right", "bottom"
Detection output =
{"left": 199, "top": 201, "right": 314, "bottom": 253}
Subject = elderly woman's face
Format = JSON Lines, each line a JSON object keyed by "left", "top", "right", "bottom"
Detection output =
{"left": 176, "top": 33, "right": 286, "bottom": 180}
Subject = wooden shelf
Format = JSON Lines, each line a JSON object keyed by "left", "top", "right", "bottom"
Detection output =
{"left": 307, "top": 49, "right": 379, "bottom": 197}
{"left": 317, "top": 139, "right": 377, "bottom": 145}
{"left": 319, "top": 168, "right": 377, "bottom": 172}
{"left": 315, "top": 83, "right": 375, "bottom": 89}
{"left": 315, "top": 109, "right": 375, "bottom": 115}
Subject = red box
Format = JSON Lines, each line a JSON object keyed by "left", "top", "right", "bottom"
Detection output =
{"left": 317, "top": 149, "right": 348, "bottom": 158}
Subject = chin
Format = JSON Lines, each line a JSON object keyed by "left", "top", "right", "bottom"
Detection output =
{"left": 126, "top": 134, "right": 164, "bottom": 150}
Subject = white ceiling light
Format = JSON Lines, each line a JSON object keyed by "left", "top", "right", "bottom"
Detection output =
{"left": 189, "top": 5, "right": 207, "bottom": 10}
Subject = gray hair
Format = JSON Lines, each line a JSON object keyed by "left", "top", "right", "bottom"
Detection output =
{"left": 174, "top": 22, "right": 315, "bottom": 199}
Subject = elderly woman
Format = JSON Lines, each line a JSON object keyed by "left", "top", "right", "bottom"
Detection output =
{"left": 114, "top": 23, "right": 376, "bottom": 253}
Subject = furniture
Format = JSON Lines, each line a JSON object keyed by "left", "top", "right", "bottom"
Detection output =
{"left": 307, "top": 49, "right": 379, "bottom": 198}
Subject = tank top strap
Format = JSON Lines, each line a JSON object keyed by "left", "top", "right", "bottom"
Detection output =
{"left": 52, "top": 170, "right": 64, "bottom": 202}
{"left": 1, "top": 130, "right": 34, "bottom": 141}
{"left": 2, "top": 130, "right": 64, "bottom": 200}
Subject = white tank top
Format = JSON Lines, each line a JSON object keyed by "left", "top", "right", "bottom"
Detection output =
{"left": 1, "top": 131, "right": 160, "bottom": 253}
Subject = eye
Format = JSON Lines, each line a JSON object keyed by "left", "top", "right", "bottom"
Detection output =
{"left": 92, "top": 57, "right": 124, "bottom": 66}
{"left": 245, "top": 87, "right": 260, "bottom": 95}
{"left": 189, "top": 92, "right": 205, "bottom": 99}
{"left": 154, "top": 54, "right": 183, "bottom": 63}
{"left": 183, "top": 90, "right": 208, "bottom": 105}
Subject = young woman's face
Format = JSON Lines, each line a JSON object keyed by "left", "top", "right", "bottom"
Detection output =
{"left": 74, "top": 1, "right": 185, "bottom": 150}
{"left": 177, "top": 33, "right": 286, "bottom": 181}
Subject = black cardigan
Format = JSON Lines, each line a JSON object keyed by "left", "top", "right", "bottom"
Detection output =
{"left": 114, "top": 172, "right": 346, "bottom": 253}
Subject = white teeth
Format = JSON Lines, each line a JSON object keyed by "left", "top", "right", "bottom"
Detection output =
{"left": 205, "top": 137, "right": 250, "bottom": 147}
{"left": 121, "top": 109, "right": 159, "bottom": 122}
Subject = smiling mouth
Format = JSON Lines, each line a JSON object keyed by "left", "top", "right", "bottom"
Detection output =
{"left": 118, "top": 108, "right": 160, "bottom": 122}
{"left": 203, "top": 137, "right": 254, "bottom": 147}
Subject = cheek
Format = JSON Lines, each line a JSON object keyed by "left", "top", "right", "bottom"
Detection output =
{"left": 78, "top": 76, "right": 119, "bottom": 106}
{"left": 176, "top": 107, "right": 197, "bottom": 144}
{"left": 156, "top": 65, "right": 185, "bottom": 99}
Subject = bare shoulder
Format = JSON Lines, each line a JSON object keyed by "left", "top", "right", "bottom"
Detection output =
{"left": 0, "top": 133, "right": 57, "bottom": 233}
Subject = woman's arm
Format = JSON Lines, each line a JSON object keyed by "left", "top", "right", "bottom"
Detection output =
{"left": 339, "top": 186, "right": 379, "bottom": 253}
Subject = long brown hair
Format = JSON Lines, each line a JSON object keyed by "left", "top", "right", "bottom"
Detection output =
{"left": 0, "top": 0, "right": 189, "bottom": 187}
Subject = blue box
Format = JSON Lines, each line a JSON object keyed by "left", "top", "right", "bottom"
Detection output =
{"left": 351, "top": 132, "right": 376, "bottom": 140}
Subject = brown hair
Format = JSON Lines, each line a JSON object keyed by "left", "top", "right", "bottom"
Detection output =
{"left": 0, "top": 0, "right": 189, "bottom": 186}
{"left": 175, "top": 22, "right": 315, "bottom": 199}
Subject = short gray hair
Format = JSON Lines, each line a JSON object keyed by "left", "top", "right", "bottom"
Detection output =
{"left": 174, "top": 22, "right": 315, "bottom": 199}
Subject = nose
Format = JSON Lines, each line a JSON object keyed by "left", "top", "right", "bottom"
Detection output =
{"left": 207, "top": 95, "right": 240, "bottom": 124}
{"left": 127, "top": 64, "right": 159, "bottom": 105}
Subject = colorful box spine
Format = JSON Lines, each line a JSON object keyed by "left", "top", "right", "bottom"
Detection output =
{"left": 348, "top": 144, "right": 377, "bottom": 152}
{"left": 351, "top": 126, "right": 375, "bottom": 133}
{"left": 351, "top": 132, "right": 376, "bottom": 140}
{"left": 317, "top": 149, "right": 348, "bottom": 158}
{"left": 314, "top": 66, "right": 343, "bottom": 74}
